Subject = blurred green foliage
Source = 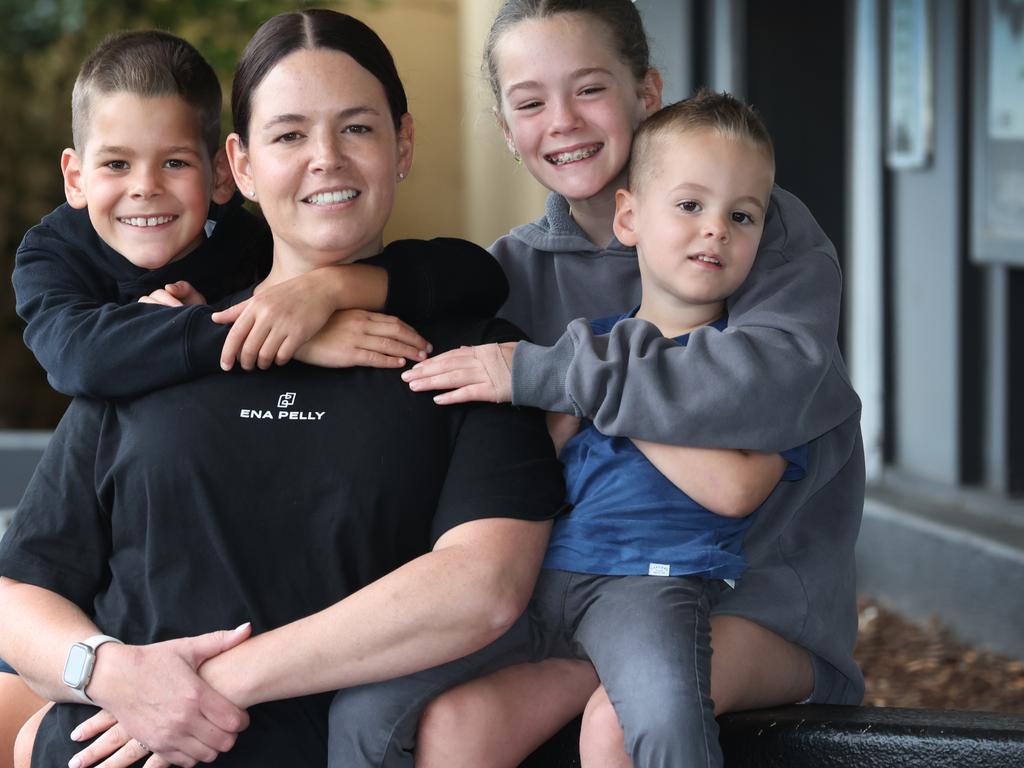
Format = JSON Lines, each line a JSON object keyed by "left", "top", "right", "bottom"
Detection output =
{"left": 0, "top": 0, "right": 377, "bottom": 427}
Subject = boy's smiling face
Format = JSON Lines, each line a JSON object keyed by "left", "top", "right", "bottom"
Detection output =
{"left": 613, "top": 128, "right": 774, "bottom": 335}
{"left": 62, "top": 92, "right": 232, "bottom": 270}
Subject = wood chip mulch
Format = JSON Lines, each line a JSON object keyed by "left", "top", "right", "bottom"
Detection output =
{"left": 855, "top": 598, "right": 1024, "bottom": 713}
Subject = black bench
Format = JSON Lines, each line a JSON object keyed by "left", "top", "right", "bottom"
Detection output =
{"left": 520, "top": 705, "right": 1024, "bottom": 767}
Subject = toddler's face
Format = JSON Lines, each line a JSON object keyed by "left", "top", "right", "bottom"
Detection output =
{"left": 63, "top": 93, "right": 217, "bottom": 270}
{"left": 618, "top": 129, "right": 774, "bottom": 313}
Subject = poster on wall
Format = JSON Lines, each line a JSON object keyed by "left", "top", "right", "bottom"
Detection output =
{"left": 887, "top": 0, "right": 933, "bottom": 169}
{"left": 973, "top": 0, "right": 1024, "bottom": 264}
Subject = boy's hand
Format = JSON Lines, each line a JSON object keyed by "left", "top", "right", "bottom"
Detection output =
{"left": 213, "top": 272, "right": 348, "bottom": 371}
{"left": 137, "top": 281, "right": 206, "bottom": 308}
{"left": 294, "top": 309, "right": 431, "bottom": 369}
{"left": 401, "top": 342, "right": 517, "bottom": 404}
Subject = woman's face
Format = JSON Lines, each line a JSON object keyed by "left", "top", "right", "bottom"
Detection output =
{"left": 494, "top": 13, "right": 660, "bottom": 206}
{"left": 228, "top": 48, "right": 413, "bottom": 273}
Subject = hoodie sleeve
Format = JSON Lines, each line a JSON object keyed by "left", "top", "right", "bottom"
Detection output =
{"left": 510, "top": 187, "right": 861, "bottom": 453}
{"left": 13, "top": 213, "right": 230, "bottom": 399}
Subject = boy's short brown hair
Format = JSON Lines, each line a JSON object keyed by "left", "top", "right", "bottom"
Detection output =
{"left": 628, "top": 89, "right": 775, "bottom": 192}
{"left": 72, "top": 30, "right": 222, "bottom": 157}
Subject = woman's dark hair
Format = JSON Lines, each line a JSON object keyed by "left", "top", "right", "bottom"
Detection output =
{"left": 483, "top": 0, "right": 651, "bottom": 108}
{"left": 232, "top": 8, "right": 407, "bottom": 144}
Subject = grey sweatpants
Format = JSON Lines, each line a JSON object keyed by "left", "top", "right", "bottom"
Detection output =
{"left": 328, "top": 569, "right": 722, "bottom": 768}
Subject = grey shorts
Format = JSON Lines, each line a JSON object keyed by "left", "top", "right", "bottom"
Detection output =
{"left": 328, "top": 569, "right": 726, "bottom": 768}
{"left": 532, "top": 569, "right": 723, "bottom": 768}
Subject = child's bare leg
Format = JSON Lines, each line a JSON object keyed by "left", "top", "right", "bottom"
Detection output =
{"left": 579, "top": 686, "right": 629, "bottom": 768}
{"left": 417, "top": 658, "right": 598, "bottom": 768}
{"left": 707, "top": 615, "right": 812, "bottom": 712}
{"left": 0, "top": 675, "right": 45, "bottom": 768}
{"left": 12, "top": 703, "right": 50, "bottom": 768}
{"left": 577, "top": 615, "right": 814, "bottom": 766}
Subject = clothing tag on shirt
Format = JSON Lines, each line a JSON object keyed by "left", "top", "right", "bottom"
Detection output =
{"left": 648, "top": 562, "right": 671, "bottom": 576}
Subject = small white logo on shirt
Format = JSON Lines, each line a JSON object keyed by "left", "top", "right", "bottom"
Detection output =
{"left": 239, "top": 391, "right": 326, "bottom": 422}
{"left": 648, "top": 563, "right": 671, "bottom": 576}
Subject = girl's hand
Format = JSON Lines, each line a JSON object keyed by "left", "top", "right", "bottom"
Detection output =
{"left": 137, "top": 281, "right": 206, "bottom": 308}
{"left": 401, "top": 342, "right": 517, "bottom": 404}
{"left": 212, "top": 271, "right": 340, "bottom": 371}
{"left": 294, "top": 310, "right": 431, "bottom": 369}
{"left": 72, "top": 625, "right": 251, "bottom": 768}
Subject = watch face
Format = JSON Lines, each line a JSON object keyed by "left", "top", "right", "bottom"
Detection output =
{"left": 62, "top": 642, "right": 91, "bottom": 687}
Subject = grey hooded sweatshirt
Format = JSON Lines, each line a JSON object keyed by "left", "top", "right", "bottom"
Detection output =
{"left": 491, "top": 188, "right": 865, "bottom": 704}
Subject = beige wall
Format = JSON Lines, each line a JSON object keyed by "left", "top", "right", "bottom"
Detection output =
{"left": 347, "top": 0, "right": 547, "bottom": 247}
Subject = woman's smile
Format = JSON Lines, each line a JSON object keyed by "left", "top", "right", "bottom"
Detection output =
{"left": 227, "top": 47, "right": 413, "bottom": 280}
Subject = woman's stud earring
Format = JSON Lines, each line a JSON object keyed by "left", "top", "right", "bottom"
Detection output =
{"left": 397, "top": 171, "right": 406, "bottom": 181}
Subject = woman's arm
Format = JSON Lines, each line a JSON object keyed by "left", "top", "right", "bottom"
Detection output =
{"left": 0, "top": 579, "right": 250, "bottom": 768}
{"left": 0, "top": 579, "right": 100, "bottom": 703}
{"left": 200, "top": 516, "right": 551, "bottom": 707}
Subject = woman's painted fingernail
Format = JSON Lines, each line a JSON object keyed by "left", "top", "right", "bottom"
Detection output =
{"left": 68, "top": 755, "right": 81, "bottom": 767}
{"left": 401, "top": 371, "right": 412, "bottom": 381}
{"left": 234, "top": 621, "right": 251, "bottom": 632}
{"left": 70, "top": 727, "right": 82, "bottom": 742}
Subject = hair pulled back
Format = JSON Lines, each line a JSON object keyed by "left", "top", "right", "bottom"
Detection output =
{"left": 232, "top": 8, "right": 407, "bottom": 144}
{"left": 483, "top": 0, "right": 651, "bottom": 107}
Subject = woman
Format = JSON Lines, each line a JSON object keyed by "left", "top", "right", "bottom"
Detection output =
{"left": 0, "top": 10, "right": 565, "bottom": 768}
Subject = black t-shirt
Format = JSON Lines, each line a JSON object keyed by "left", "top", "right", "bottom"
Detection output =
{"left": 0, "top": 316, "right": 565, "bottom": 768}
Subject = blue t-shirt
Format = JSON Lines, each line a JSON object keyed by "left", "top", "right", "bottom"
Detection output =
{"left": 543, "top": 311, "right": 808, "bottom": 580}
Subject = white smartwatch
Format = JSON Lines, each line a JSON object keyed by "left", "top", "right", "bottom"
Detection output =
{"left": 62, "top": 634, "right": 123, "bottom": 704}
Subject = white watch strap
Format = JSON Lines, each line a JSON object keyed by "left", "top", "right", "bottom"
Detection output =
{"left": 83, "top": 634, "right": 124, "bottom": 652}
{"left": 69, "top": 634, "right": 124, "bottom": 704}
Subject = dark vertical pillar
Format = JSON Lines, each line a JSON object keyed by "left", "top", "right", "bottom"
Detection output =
{"left": 1009, "top": 268, "right": 1024, "bottom": 495}
{"left": 744, "top": 0, "right": 848, "bottom": 354}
